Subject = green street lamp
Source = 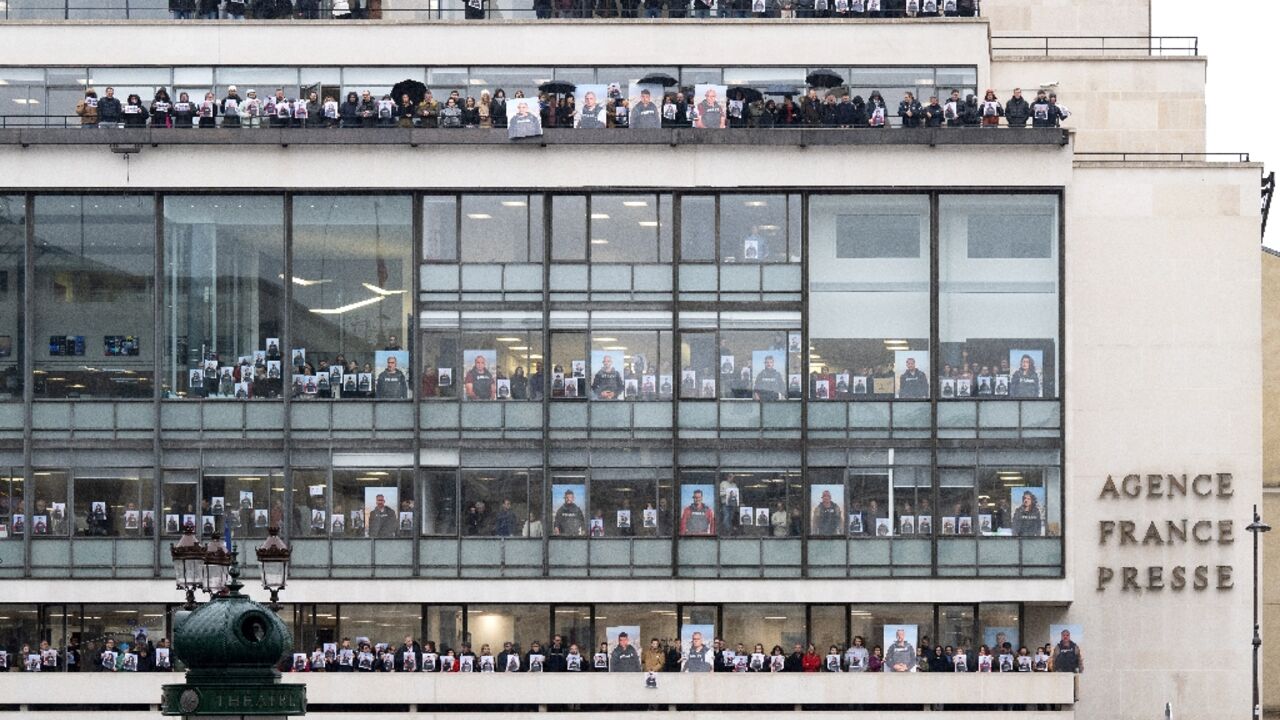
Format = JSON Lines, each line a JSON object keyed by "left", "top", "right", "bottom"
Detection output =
{"left": 170, "top": 528, "right": 206, "bottom": 610}
{"left": 255, "top": 527, "right": 291, "bottom": 611}
{"left": 162, "top": 530, "right": 305, "bottom": 718}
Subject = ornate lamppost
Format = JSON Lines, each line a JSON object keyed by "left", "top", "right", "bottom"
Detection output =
{"left": 162, "top": 527, "right": 305, "bottom": 719}
{"left": 1247, "top": 505, "right": 1271, "bottom": 720}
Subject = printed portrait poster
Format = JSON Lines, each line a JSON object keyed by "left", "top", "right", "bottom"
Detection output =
{"left": 642, "top": 507, "right": 658, "bottom": 528}
{"left": 1010, "top": 486, "right": 1047, "bottom": 536}
{"left": 751, "top": 350, "right": 787, "bottom": 401}
{"left": 809, "top": 484, "right": 845, "bottom": 536}
{"left": 374, "top": 350, "right": 411, "bottom": 400}
{"left": 461, "top": 349, "right": 498, "bottom": 401}
{"left": 507, "top": 97, "right": 543, "bottom": 139}
{"left": 361, "top": 487, "right": 398, "bottom": 538}
{"left": 681, "top": 623, "right": 716, "bottom": 672}
{"left": 755, "top": 507, "right": 770, "bottom": 526}
{"left": 1008, "top": 349, "right": 1045, "bottom": 398}
{"left": 882, "top": 624, "right": 919, "bottom": 671}
{"left": 983, "top": 627, "right": 1019, "bottom": 650}
{"left": 1049, "top": 624, "right": 1083, "bottom": 646}
{"left": 874, "top": 517, "right": 892, "bottom": 537}
{"left": 574, "top": 85, "right": 608, "bottom": 129}
{"left": 678, "top": 483, "right": 715, "bottom": 536}
{"left": 590, "top": 350, "right": 626, "bottom": 401}
{"left": 894, "top": 349, "right": 930, "bottom": 399}
{"left": 691, "top": 84, "right": 728, "bottom": 129}
{"left": 738, "top": 506, "right": 753, "bottom": 526}
{"left": 629, "top": 83, "right": 664, "bottom": 129}
{"left": 551, "top": 483, "right": 587, "bottom": 537}
{"left": 606, "top": 625, "right": 642, "bottom": 669}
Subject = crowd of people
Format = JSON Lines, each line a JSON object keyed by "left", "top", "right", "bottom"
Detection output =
{"left": 2, "top": 628, "right": 1083, "bottom": 677}
{"left": 161, "top": 0, "right": 980, "bottom": 21}
{"left": 72, "top": 85, "right": 1067, "bottom": 131}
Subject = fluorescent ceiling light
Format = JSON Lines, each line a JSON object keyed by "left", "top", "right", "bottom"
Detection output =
{"left": 278, "top": 274, "right": 330, "bottom": 287}
{"left": 591, "top": 213, "right": 610, "bottom": 219}
{"left": 591, "top": 238, "right": 609, "bottom": 245}
{"left": 757, "top": 224, "right": 779, "bottom": 230}
{"left": 501, "top": 200, "right": 527, "bottom": 207}
{"left": 744, "top": 200, "right": 766, "bottom": 207}
{"left": 593, "top": 337, "right": 617, "bottom": 342}
{"left": 622, "top": 201, "right": 649, "bottom": 207}
{"left": 467, "top": 213, "right": 492, "bottom": 220}
{"left": 309, "top": 295, "right": 385, "bottom": 315}
{"left": 509, "top": 346, "right": 529, "bottom": 351}
{"left": 638, "top": 221, "right": 659, "bottom": 227}
{"left": 604, "top": 345, "right": 627, "bottom": 351}
{"left": 361, "top": 282, "right": 407, "bottom": 296}
{"left": 496, "top": 337, "right": 522, "bottom": 342}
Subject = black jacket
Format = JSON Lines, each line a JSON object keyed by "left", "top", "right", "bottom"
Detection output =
{"left": 97, "top": 96, "right": 122, "bottom": 123}
{"left": 1005, "top": 95, "right": 1030, "bottom": 127}
{"left": 898, "top": 99, "right": 923, "bottom": 128}
{"left": 340, "top": 100, "right": 361, "bottom": 128}
{"left": 922, "top": 102, "right": 945, "bottom": 127}
{"left": 545, "top": 644, "right": 567, "bottom": 672}
{"left": 784, "top": 651, "right": 804, "bottom": 672}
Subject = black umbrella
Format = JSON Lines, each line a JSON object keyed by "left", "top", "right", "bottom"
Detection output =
{"left": 538, "top": 80, "right": 577, "bottom": 95}
{"left": 638, "top": 73, "right": 678, "bottom": 87}
{"left": 390, "top": 79, "right": 427, "bottom": 105}
{"left": 765, "top": 84, "right": 800, "bottom": 96}
{"left": 727, "top": 86, "right": 763, "bottom": 103}
{"left": 806, "top": 69, "right": 844, "bottom": 88}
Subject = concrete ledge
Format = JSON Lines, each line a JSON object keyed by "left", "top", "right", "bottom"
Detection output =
{"left": 0, "top": 127, "right": 1070, "bottom": 148}
{"left": 0, "top": 671, "right": 1077, "bottom": 708}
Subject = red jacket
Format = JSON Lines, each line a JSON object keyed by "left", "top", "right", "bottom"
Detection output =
{"left": 802, "top": 653, "right": 822, "bottom": 672}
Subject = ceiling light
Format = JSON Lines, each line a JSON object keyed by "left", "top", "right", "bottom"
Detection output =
{"left": 744, "top": 200, "right": 767, "bottom": 207}
{"left": 757, "top": 224, "right": 779, "bottom": 230}
{"left": 361, "top": 282, "right": 406, "bottom": 296}
{"left": 501, "top": 200, "right": 527, "bottom": 207}
{"left": 467, "top": 213, "right": 492, "bottom": 220}
{"left": 638, "top": 221, "right": 659, "bottom": 227}
{"left": 591, "top": 213, "right": 610, "bottom": 219}
{"left": 309, "top": 296, "right": 385, "bottom": 315}
{"left": 496, "top": 337, "right": 522, "bottom": 342}
{"left": 591, "top": 238, "right": 609, "bottom": 245}
{"left": 593, "top": 337, "right": 617, "bottom": 342}
{"left": 509, "top": 346, "right": 529, "bottom": 350}
{"left": 622, "top": 201, "right": 648, "bottom": 207}
{"left": 278, "top": 274, "right": 330, "bottom": 287}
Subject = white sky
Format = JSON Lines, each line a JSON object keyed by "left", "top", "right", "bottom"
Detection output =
{"left": 1151, "top": 0, "right": 1277, "bottom": 240}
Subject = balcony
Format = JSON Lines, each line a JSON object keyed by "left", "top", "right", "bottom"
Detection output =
{"left": 0, "top": 671, "right": 1076, "bottom": 715}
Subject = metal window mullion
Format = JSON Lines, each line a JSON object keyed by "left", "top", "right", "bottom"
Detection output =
{"left": 929, "top": 191, "right": 941, "bottom": 578}
{"left": 152, "top": 193, "right": 164, "bottom": 576}
{"left": 22, "top": 193, "right": 34, "bottom": 577}
{"left": 281, "top": 194, "right": 294, "bottom": 543}
{"left": 670, "top": 190, "right": 681, "bottom": 577}
{"left": 541, "top": 192, "right": 551, "bottom": 577}
{"left": 798, "top": 192, "right": 810, "bottom": 577}
{"left": 411, "top": 191, "right": 423, "bottom": 576}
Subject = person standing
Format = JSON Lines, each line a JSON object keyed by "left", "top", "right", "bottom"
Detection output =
{"left": 642, "top": 638, "right": 665, "bottom": 672}
{"left": 978, "top": 89, "right": 1003, "bottom": 128}
{"left": 97, "top": 87, "right": 122, "bottom": 128}
{"left": 898, "top": 91, "right": 922, "bottom": 128}
{"left": 367, "top": 494, "right": 396, "bottom": 538}
{"left": 1004, "top": 88, "right": 1030, "bottom": 128}
{"left": 76, "top": 88, "right": 100, "bottom": 128}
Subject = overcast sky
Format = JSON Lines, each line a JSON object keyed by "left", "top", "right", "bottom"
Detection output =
{"left": 1151, "top": 0, "right": 1277, "bottom": 240}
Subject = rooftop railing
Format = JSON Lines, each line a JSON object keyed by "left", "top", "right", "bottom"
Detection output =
{"left": 991, "top": 35, "right": 1199, "bottom": 57}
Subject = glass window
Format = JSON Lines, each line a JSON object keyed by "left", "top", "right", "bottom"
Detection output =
{"left": 549, "top": 472, "right": 587, "bottom": 538}
{"left": 163, "top": 196, "right": 285, "bottom": 400}
{"left": 80, "top": 605, "right": 167, "bottom": 652}
{"left": 452, "top": 330, "right": 543, "bottom": 402}
{"left": 588, "top": 195, "right": 671, "bottom": 264}
{"left": 940, "top": 195, "right": 1059, "bottom": 399}
{"left": 808, "top": 195, "right": 930, "bottom": 401}
{"left": 719, "top": 194, "right": 795, "bottom": 264}
{"left": 589, "top": 329, "right": 672, "bottom": 402}
{"left": 422, "top": 195, "right": 458, "bottom": 262}
{"left": 721, "top": 604, "right": 805, "bottom": 653}
{"left": 293, "top": 469, "right": 329, "bottom": 537}
{"left": 200, "top": 471, "right": 283, "bottom": 540}
{"left": 461, "top": 469, "right": 541, "bottom": 537}
{"left": 678, "top": 331, "right": 717, "bottom": 399}
{"left": 677, "top": 470, "right": 716, "bottom": 537}
{"left": 29, "top": 470, "right": 68, "bottom": 538}
{"left": 848, "top": 470, "right": 890, "bottom": 538}
{"left": 717, "top": 329, "right": 797, "bottom": 401}
{"left": 460, "top": 195, "right": 542, "bottom": 264}
{"left": 161, "top": 471, "right": 197, "bottom": 536}
{"left": 420, "top": 470, "right": 458, "bottom": 537}
{"left": 718, "top": 470, "right": 801, "bottom": 537}
{"left": 340, "top": 604, "right": 422, "bottom": 650}
{"left": 331, "top": 469, "right": 414, "bottom": 538}
{"left": 978, "top": 603, "right": 1021, "bottom": 654}
{"left": 552, "top": 605, "right": 592, "bottom": 650}
{"left": 809, "top": 605, "right": 848, "bottom": 655}
{"left": 73, "top": 471, "right": 154, "bottom": 538}
{"left": 0, "top": 468, "right": 24, "bottom": 537}
{"left": 938, "top": 605, "right": 975, "bottom": 652}
{"left": 588, "top": 469, "right": 666, "bottom": 538}
{"left": 552, "top": 195, "right": 587, "bottom": 262}
{"left": 679, "top": 196, "right": 715, "bottom": 262}
{"left": 939, "top": 468, "right": 974, "bottom": 536}
{"left": 291, "top": 196, "right": 413, "bottom": 400}
{"left": 549, "top": 331, "right": 587, "bottom": 400}
{"left": 468, "top": 605, "right": 549, "bottom": 656}
{"left": 849, "top": 604, "right": 933, "bottom": 656}
{"left": 33, "top": 195, "right": 155, "bottom": 399}
{"left": 977, "top": 466, "right": 1055, "bottom": 537}
{"left": 593, "top": 604, "right": 677, "bottom": 651}
{"left": 426, "top": 605, "right": 464, "bottom": 653}
{"left": 0, "top": 196, "right": 23, "bottom": 400}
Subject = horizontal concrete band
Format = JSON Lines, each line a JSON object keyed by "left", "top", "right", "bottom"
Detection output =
{"left": 0, "top": 672, "right": 1077, "bottom": 707}
{"left": 0, "top": 712, "right": 1076, "bottom": 720}
{"left": 0, "top": 127, "right": 1071, "bottom": 147}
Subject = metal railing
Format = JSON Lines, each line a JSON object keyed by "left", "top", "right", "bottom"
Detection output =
{"left": 1074, "top": 151, "right": 1250, "bottom": 163}
{"left": 991, "top": 35, "right": 1199, "bottom": 57}
{"left": 1, "top": 0, "right": 982, "bottom": 20}
{"left": 1263, "top": 171, "right": 1275, "bottom": 240}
